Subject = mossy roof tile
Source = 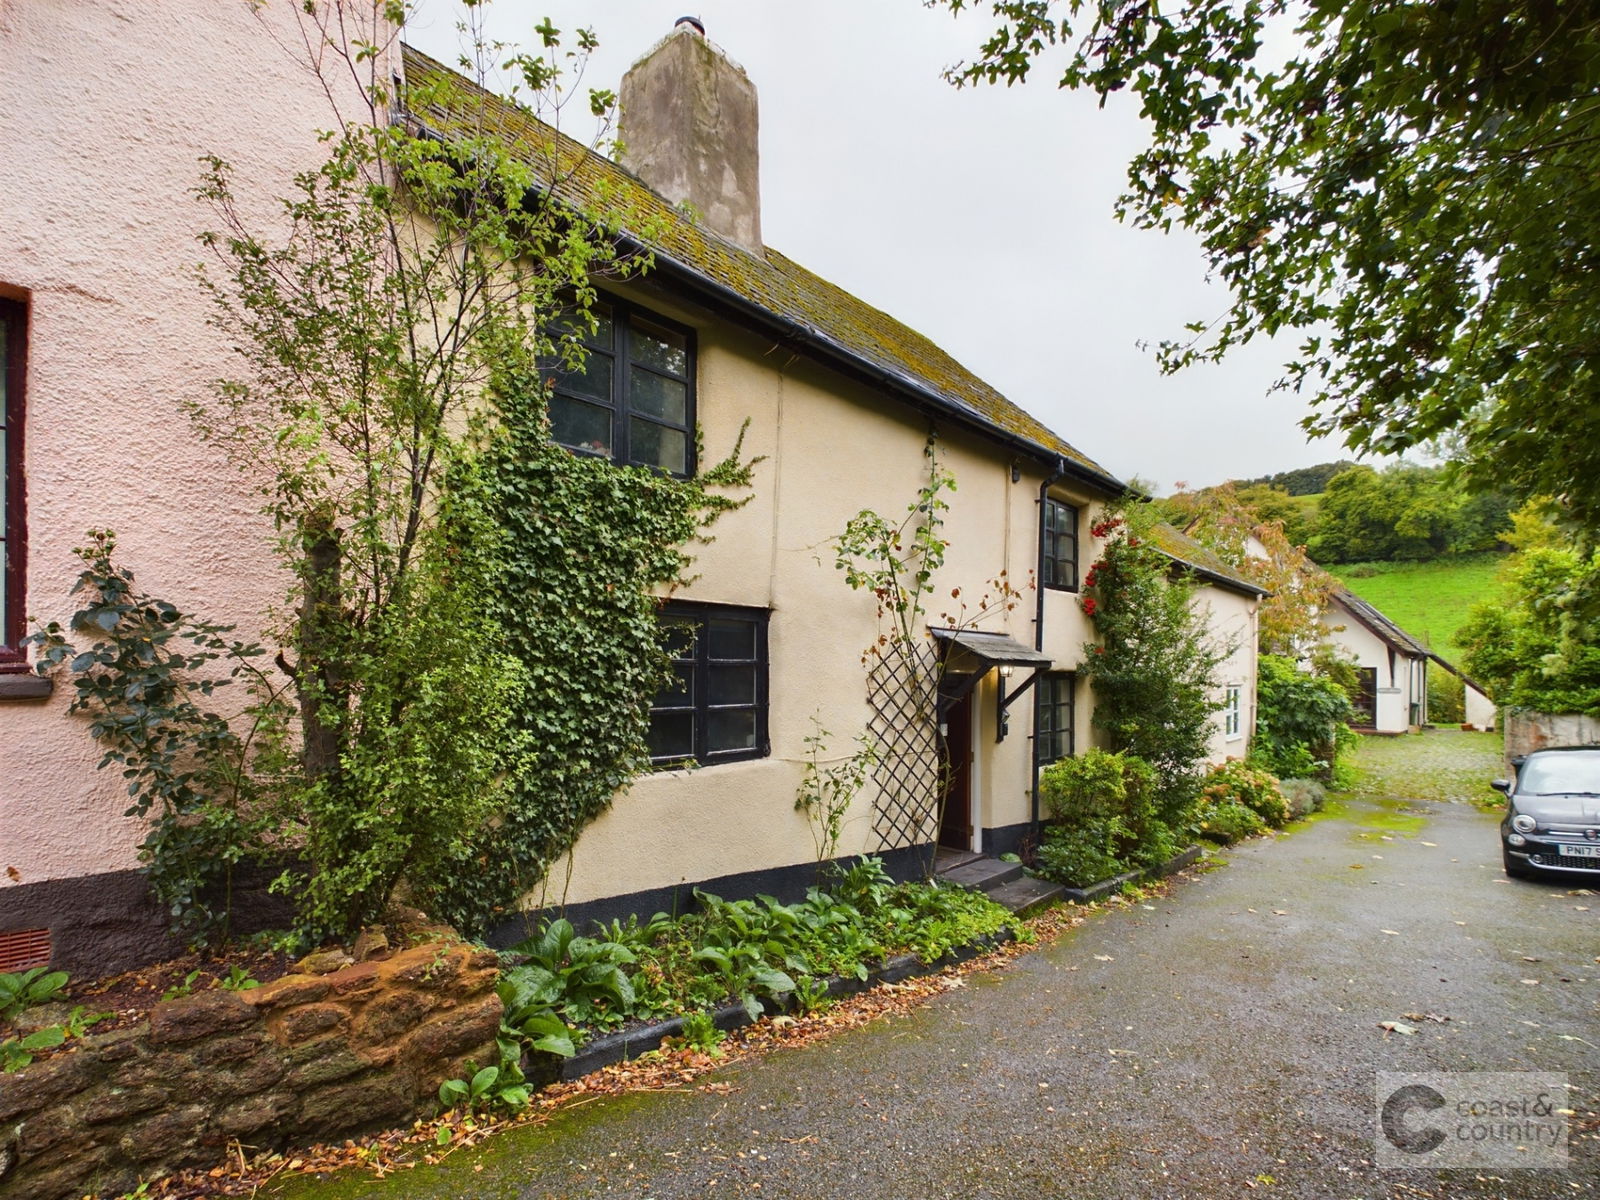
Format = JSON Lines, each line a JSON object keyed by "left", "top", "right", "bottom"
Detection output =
{"left": 402, "top": 45, "right": 1118, "bottom": 485}
{"left": 1147, "top": 522, "right": 1268, "bottom": 598}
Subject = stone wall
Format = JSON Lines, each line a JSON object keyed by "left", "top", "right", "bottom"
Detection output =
{"left": 1503, "top": 710, "right": 1600, "bottom": 774}
{"left": 0, "top": 939, "right": 501, "bottom": 1200}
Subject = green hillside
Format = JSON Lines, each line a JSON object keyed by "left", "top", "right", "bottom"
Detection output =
{"left": 1327, "top": 552, "right": 1508, "bottom": 662}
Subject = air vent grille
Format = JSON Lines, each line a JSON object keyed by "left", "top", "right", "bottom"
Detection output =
{"left": 0, "top": 928, "right": 52, "bottom": 973}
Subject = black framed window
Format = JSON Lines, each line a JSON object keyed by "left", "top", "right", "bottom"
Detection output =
{"left": 0, "top": 296, "right": 27, "bottom": 672}
{"left": 649, "top": 602, "right": 769, "bottom": 766}
{"left": 546, "top": 295, "right": 695, "bottom": 476}
{"left": 1035, "top": 672, "right": 1075, "bottom": 766}
{"left": 1042, "top": 497, "right": 1078, "bottom": 591}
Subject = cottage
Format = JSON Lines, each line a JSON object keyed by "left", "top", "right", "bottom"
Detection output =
{"left": 1, "top": 7, "right": 1258, "bottom": 974}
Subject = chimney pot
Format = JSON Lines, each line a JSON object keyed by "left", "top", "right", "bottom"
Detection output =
{"left": 675, "top": 15, "right": 705, "bottom": 35}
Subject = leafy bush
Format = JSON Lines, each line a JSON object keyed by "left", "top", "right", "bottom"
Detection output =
{"left": 1079, "top": 501, "right": 1231, "bottom": 817}
{"left": 1278, "top": 778, "right": 1327, "bottom": 819}
{"left": 1036, "top": 820, "right": 1127, "bottom": 888}
{"left": 0, "top": 969, "right": 69, "bottom": 1023}
{"left": 1036, "top": 748, "right": 1178, "bottom": 885}
{"left": 1200, "top": 760, "right": 1290, "bottom": 828}
{"left": 1196, "top": 801, "right": 1267, "bottom": 845}
{"left": 1252, "top": 654, "right": 1353, "bottom": 780}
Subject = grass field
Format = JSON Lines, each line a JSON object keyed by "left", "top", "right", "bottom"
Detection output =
{"left": 1327, "top": 552, "right": 1508, "bottom": 661}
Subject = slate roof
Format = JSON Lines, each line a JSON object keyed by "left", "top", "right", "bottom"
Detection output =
{"left": 400, "top": 45, "right": 1123, "bottom": 493}
{"left": 1329, "top": 587, "right": 1430, "bottom": 658}
{"left": 1147, "top": 522, "right": 1268, "bottom": 599}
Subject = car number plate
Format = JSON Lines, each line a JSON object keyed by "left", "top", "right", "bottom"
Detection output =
{"left": 1561, "top": 842, "right": 1600, "bottom": 858}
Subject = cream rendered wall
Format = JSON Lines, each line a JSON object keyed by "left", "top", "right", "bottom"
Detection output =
{"left": 543, "top": 281, "right": 1110, "bottom": 902}
{"left": 1, "top": 3, "right": 386, "bottom": 889}
{"left": 1195, "top": 585, "right": 1259, "bottom": 764}
{"left": 1323, "top": 614, "right": 1418, "bottom": 733}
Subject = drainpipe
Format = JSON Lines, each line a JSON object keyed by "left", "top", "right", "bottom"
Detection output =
{"left": 1030, "top": 456, "right": 1068, "bottom": 833}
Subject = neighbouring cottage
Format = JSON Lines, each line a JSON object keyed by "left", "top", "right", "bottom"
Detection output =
{"left": 1, "top": 6, "right": 1260, "bottom": 976}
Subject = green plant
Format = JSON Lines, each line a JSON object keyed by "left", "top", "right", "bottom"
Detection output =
{"left": 0, "top": 968, "right": 69, "bottom": 1022}
{"left": 437, "top": 1055, "right": 530, "bottom": 1114}
{"left": 504, "top": 918, "right": 639, "bottom": 1031}
{"left": 24, "top": 533, "right": 289, "bottom": 945}
{"left": 1200, "top": 760, "right": 1290, "bottom": 829}
{"left": 1080, "top": 500, "right": 1231, "bottom": 819}
{"left": 215, "top": 965, "right": 260, "bottom": 992}
{"left": 675, "top": 1010, "right": 726, "bottom": 1056}
{"left": 1251, "top": 655, "right": 1354, "bottom": 780}
{"left": 0, "top": 1005, "right": 108, "bottom": 1074}
{"left": 1036, "top": 820, "right": 1128, "bottom": 889}
{"left": 791, "top": 976, "right": 833, "bottom": 1016}
{"left": 161, "top": 970, "right": 203, "bottom": 1003}
{"left": 795, "top": 719, "right": 878, "bottom": 865}
{"left": 1196, "top": 801, "right": 1267, "bottom": 846}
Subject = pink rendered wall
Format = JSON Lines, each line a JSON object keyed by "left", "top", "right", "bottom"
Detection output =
{"left": 0, "top": 3, "right": 388, "bottom": 888}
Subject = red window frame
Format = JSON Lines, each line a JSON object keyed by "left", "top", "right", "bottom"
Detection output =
{"left": 1, "top": 295, "right": 28, "bottom": 671}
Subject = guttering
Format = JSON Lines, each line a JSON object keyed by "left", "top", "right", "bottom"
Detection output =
{"left": 628, "top": 245, "right": 1129, "bottom": 496}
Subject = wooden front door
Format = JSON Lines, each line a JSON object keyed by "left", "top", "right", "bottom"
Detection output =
{"left": 939, "top": 691, "right": 973, "bottom": 850}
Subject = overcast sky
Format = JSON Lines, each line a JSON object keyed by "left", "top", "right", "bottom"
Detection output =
{"left": 403, "top": 1, "right": 1354, "bottom": 492}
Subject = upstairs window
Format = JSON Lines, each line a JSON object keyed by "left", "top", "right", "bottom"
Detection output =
{"left": 649, "top": 602, "right": 769, "bottom": 767}
{"left": 1034, "top": 672, "right": 1076, "bottom": 766}
{"left": 1, "top": 296, "right": 27, "bottom": 671}
{"left": 547, "top": 296, "right": 695, "bottom": 476}
{"left": 1042, "top": 496, "right": 1078, "bottom": 591}
{"left": 1223, "top": 685, "right": 1242, "bottom": 739}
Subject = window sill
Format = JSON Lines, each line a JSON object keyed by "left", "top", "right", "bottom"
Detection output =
{"left": 0, "top": 673, "right": 53, "bottom": 702}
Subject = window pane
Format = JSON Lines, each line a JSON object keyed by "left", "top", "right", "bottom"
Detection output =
{"left": 629, "top": 419, "right": 688, "bottom": 474}
{"left": 660, "top": 617, "right": 696, "bottom": 658}
{"left": 629, "top": 368, "right": 688, "bottom": 423}
{"left": 659, "top": 663, "right": 694, "bottom": 705}
{"left": 550, "top": 303, "right": 613, "bottom": 348}
{"left": 629, "top": 320, "right": 688, "bottom": 375}
{"left": 707, "top": 618, "right": 755, "bottom": 660}
{"left": 550, "top": 394, "right": 613, "bottom": 455}
{"left": 709, "top": 664, "right": 755, "bottom": 705}
{"left": 648, "top": 710, "right": 695, "bottom": 760}
{"left": 708, "top": 708, "right": 756, "bottom": 752}
{"left": 553, "top": 351, "right": 613, "bottom": 401}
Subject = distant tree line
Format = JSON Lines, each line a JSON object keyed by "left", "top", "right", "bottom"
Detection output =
{"left": 1164, "top": 462, "right": 1513, "bottom": 565}
{"left": 1236, "top": 461, "right": 1358, "bottom": 497}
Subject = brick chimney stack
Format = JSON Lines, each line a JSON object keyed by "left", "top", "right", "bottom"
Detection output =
{"left": 619, "top": 19, "right": 762, "bottom": 253}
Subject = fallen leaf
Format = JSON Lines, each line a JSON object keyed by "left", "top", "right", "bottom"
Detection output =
{"left": 1521, "top": 979, "right": 1540, "bottom": 985}
{"left": 1380, "top": 929, "right": 1401, "bottom": 936}
{"left": 1421, "top": 841, "right": 1438, "bottom": 847}
{"left": 1094, "top": 955, "right": 1114, "bottom": 962}
{"left": 1349, "top": 864, "right": 1365, "bottom": 870}
{"left": 1523, "top": 956, "right": 1542, "bottom": 963}
{"left": 1454, "top": 921, "right": 1466, "bottom": 926}
{"left": 1273, "top": 910, "right": 1288, "bottom": 916}
{"left": 1379, "top": 1020, "right": 1418, "bottom": 1035}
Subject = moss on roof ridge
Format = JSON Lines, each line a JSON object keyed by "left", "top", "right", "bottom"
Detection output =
{"left": 1147, "top": 521, "right": 1267, "bottom": 597}
{"left": 400, "top": 44, "right": 1113, "bottom": 478}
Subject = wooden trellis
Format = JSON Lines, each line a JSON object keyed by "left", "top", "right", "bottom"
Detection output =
{"left": 865, "top": 641, "right": 945, "bottom": 852}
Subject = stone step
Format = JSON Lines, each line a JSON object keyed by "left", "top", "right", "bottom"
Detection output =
{"left": 937, "top": 856, "right": 1024, "bottom": 893}
{"left": 986, "top": 875, "right": 1067, "bottom": 917}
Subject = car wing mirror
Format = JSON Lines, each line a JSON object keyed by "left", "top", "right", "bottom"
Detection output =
{"left": 1491, "top": 779, "right": 1511, "bottom": 793}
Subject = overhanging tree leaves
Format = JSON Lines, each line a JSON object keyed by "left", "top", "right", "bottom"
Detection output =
{"left": 940, "top": 0, "right": 1600, "bottom": 531}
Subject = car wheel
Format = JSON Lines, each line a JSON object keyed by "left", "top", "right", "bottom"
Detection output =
{"left": 1503, "top": 846, "right": 1536, "bottom": 880}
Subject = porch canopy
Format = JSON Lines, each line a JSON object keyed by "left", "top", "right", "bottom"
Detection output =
{"left": 931, "top": 629, "right": 1053, "bottom": 741}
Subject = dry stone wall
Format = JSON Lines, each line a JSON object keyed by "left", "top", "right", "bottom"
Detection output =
{"left": 0, "top": 939, "right": 501, "bottom": 1200}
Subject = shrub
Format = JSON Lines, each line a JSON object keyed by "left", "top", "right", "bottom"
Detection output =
{"left": 1252, "top": 654, "right": 1353, "bottom": 780}
{"left": 1196, "top": 801, "right": 1266, "bottom": 845}
{"left": 1278, "top": 777, "right": 1327, "bottom": 819}
{"left": 1201, "top": 760, "right": 1290, "bottom": 828}
{"left": 1036, "top": 820, "right": 1128, "bottom": 888}
{"left": 1036, "top": 749, "right": 1175, "bottom": 884}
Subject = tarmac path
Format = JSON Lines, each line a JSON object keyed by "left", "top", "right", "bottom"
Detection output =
{"left": 271, "top": 731, "right": 1599, "bottom": 1199}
